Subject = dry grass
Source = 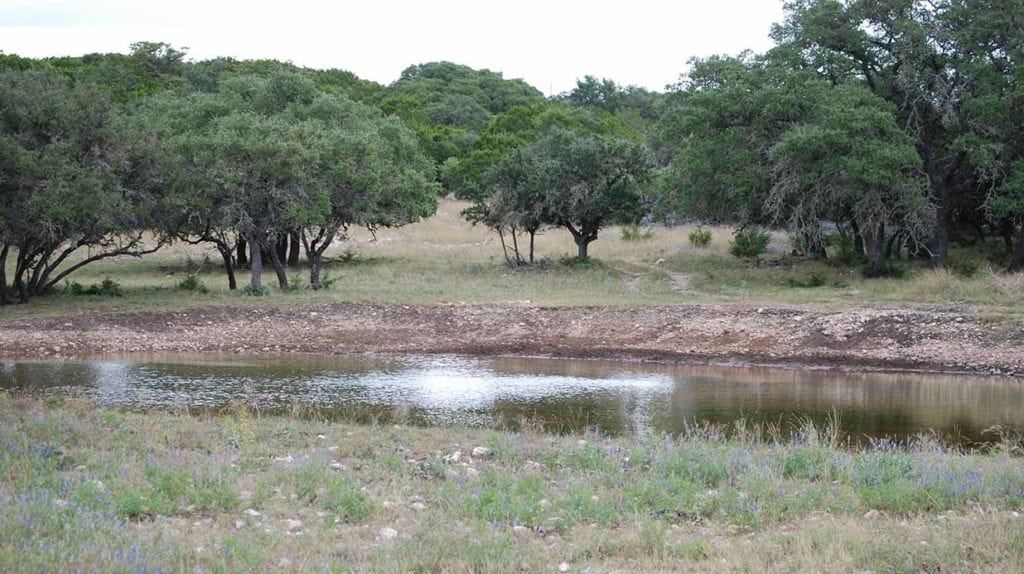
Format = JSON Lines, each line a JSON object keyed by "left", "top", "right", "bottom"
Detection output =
{"left": 3, "top": 199, "right": 1024, "bottom": 321}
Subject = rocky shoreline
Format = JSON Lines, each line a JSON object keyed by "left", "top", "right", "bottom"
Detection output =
{"left": 1, "top": 302, "right": 1022, "bottom": 376}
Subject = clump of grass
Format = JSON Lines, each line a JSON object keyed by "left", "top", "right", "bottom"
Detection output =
{"left": 949, "top": 258, "right": 983, "bottom": 278}
{"left": 241, "top": 284, "right": 267, "bottom": 296}
{"left": 688, "top": 227, "right": 713, "bottom": 248}
{"left": 65, "top": 277, "right": 125, "bottom": 297}
{"left": 621, "top": 224, "right": 655, "bottom": 241}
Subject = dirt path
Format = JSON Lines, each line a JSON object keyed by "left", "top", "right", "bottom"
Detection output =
{"left": 1, "top": 302, "right": 1022, "bottom": 376}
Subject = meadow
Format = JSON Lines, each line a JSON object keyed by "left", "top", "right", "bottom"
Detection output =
{"left": 4, "top": 200, "right": 1024, "bottom": 325}
{"left": 2, "top": 396, "right": 1023, "bottom": 573}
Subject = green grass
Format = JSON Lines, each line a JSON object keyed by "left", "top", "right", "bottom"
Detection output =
{"left": 2, "top": 397, "right": 1023, "bottom": 572}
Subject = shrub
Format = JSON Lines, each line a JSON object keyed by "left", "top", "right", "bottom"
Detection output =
{"left": 826, "top": 234, "right": 861, "bottom": 266}
{"left": 729, "top": 229, "right": 771, "bottom": 259}
{"left": 66, "top": 278, "right": 125, "bottom": 297}
{"left": 241, "top": 284, "right": 267, "bottom": 296}
{"left": 177, "top": 274, "right": 209, "bottom": 293}
{"left": 622, "top": 224, "right": 655, "bottom": 241}
{"left": 785, "top": 274, "right": 826, "bottom": 289}
{"left": 863, "top": 261, "right": 906, "bottom": 278}
{"left": 688, "top": 227, "right": 713, "bottom": 248}
{"left": 949, "top": 259, "right": 982, "bottom": 278}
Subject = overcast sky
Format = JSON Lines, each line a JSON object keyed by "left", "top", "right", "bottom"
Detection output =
{"left": 0, "top": 0, "right": 786, "bottom": 94}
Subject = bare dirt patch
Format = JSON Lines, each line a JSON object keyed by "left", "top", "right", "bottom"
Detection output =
{"left": 2, "top": 302, "right": 1022, "bottom": 376}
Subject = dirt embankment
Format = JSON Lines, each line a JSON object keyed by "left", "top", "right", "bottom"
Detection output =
{"left": 1, "top": 303, "right": 1022, "bottom": 375}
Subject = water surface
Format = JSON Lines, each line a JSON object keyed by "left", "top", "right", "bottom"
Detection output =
{"left": 2, "top": 354, "right": 1021, "bottom": 444}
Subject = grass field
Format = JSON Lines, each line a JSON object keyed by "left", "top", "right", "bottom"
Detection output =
{"left": 2, "top": 397, "right": 1023, "bottom": 572}
{"left": 4, "top": 200, "right": 1024, "bottom": 323}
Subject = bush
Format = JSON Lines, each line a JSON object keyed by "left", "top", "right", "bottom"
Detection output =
{"left": 622, "top": 224, "right": 655, "bottom": 241}
{"left": 66, "top": 278, "right": 125, "bottom": 297}
{"left": 688, "top": 227, "right": 713, "bottom": 248}
{"left": 949, "top": 259, "right": 982, "bottom": 278}
{"left": 785, "top": 274, "right": 826, "bottom": 289}
{"left": 177, "top": 274, "right": 208, "bottom": 293}
{"left": 729, "top": 229, "right": 771, "bottom": 259}
{"left": 241, "top": 284, "right": 267, "bottom": 296}
{"left": 863, "top": 261, "right": 906, "bottom": 278}
{"left": 826, "top": 235, "right": 862, "bottom": 266}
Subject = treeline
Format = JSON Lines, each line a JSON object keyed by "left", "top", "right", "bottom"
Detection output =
{"left": 2, "top": 1, "right": 1024, "bottom": 303}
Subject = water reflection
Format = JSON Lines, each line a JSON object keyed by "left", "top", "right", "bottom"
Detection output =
{"left": 1, "top": 354, "right": 1022, "bottom": 443}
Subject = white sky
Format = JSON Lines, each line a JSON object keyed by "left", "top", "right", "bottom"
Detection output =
{"left": 0, "top": 0, "right": 786, "bottom": 94}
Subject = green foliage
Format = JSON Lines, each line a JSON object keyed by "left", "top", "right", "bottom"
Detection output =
{"left": 826, "top": 235, "right": 862, "bottom": 266}
{"left": 688, "top": 227, "right": 713, "bottom": 248}
{"left": 66, "top": 278, "right": 125, "bottom": 297}
{"left": 729, "top": 229, "right": 771, "bottom": 259}
{"left": 949, "top": 259, "right": 982, "bottom": 278}
{"left": 241, "top": 284, "right": 267, "bottom": 297}
{"left": 176, "top": 274, "right": 208, "bottom": 293}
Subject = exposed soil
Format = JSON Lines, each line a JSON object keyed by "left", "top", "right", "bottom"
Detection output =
{"left": 1, "top": 302, "right": 1022, "bottom": 376}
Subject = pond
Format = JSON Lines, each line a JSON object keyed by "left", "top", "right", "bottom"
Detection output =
{"left": 2, "top": 354, "right": 1022, "bottom": 444}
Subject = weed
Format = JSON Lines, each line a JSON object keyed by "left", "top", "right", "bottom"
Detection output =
{"left": 65, "top": 277, "right": 125, "bottom": 297}
{"left": 622, "top": 224, "right": 656, "bottom": 241}
{"left": 689, "top": 227, "right": 713, "bottom": 248}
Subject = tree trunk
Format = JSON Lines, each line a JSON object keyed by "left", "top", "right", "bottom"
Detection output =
{"left": 575, "top": 237, "right": 591, "bottom": 261}
{"left": 309, "top": 253, "right": 323, "bottom": 290}
{"left": 276, "top": 234, "right": 288, "bottom": 267}
{"left": 248, "top": 236, "right": 264, "bottom": 292}
{"left": 863, "top": 224, "right": 886, "bottom": 278}
{"left": 269, "top": 240, "right": 288, "bottom": 289}
{"left": 287, "top": 230, "right": 301, "bottom": 267}
{"left": 566, "top": 222, "right": 598, "bottom": 262}
{"left": 851, "top": 220, "right": 864, "bottom": 256}
{"left": 236, "top": 239, "right": 248, "bottom": 266}
{"left": 0, "top": 243, "right": 8, "bottom": 304}
{"left": 1010, "top": 224, "right": 1024, "bottom": 273}
{"left": 529, "top": 230, "right": 536, "bottom": 264}
{"left": 1001, "top": 219, "right": 1015, "bottom": 254}
{"left": 511, "top": 229, "right": 522, "bottom": 266}
{"left": 217, "top": 245, "right": 237, "bottom": 290}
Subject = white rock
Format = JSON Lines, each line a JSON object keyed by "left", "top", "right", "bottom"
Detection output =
{"left": 376, "top": 527, "right": 399, "bottom": 542}
{"left": 244, "top": 508, "right": 262, "bottom": 518}
{"left": 576, "top": 440, "right": 588, "bottom": 447}
{"left": 410, "top": 502, "right": 428, "bottom": 512}
{"left": 278, "top": 558, "right": 293, "bottom": 568}
{"left": 471, "top": 447, "right": 492, "bottom": 458}
{"left": 233, "top": 520, "right": 246, "bottom": 530}
{"left": 444, "top": 450, "right": 462, "bottom": 463}
{"left": 284, "top": 519, "right": 303, "bottom": 531}
{"left": 539, "top": 499, "right": 551, "bottom": 509}
{"left": 316, "top": 434, "right": 326, "bottom": 440}
{"left": 329, "top": 462, "right": 345, "bottom": 471}
{"left": 558, "top": 562, "right": 570, "bottom": 572}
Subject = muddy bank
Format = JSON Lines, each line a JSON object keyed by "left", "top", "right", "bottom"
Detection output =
{"left": 1, "top": 303, "right": 1022, "bottom": 376}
